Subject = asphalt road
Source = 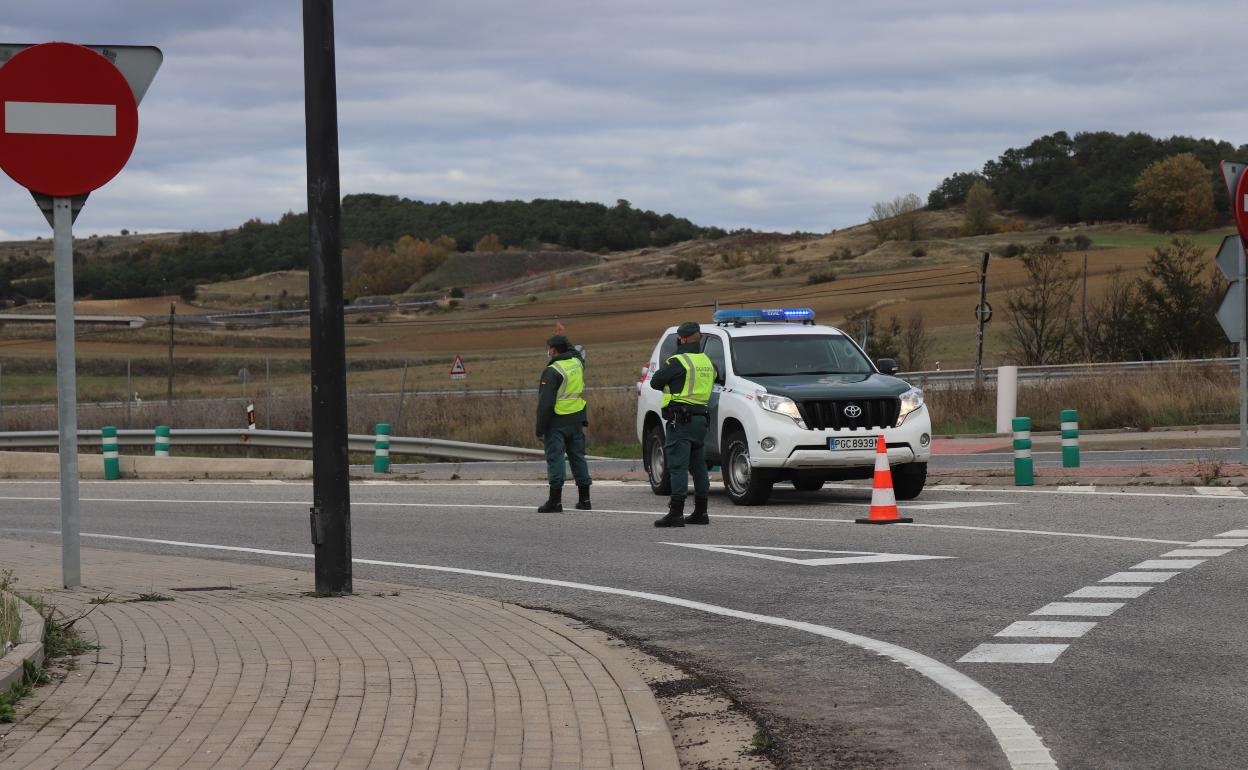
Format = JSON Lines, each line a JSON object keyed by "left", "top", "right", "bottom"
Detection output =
{"left": 2, "top": 479, "right": 1246, "bottom": 769}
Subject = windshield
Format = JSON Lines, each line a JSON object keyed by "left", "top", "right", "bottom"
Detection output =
{"left": 730, "top": 334, "right": 873, "bottom": 376}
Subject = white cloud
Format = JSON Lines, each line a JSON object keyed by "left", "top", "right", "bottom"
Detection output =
{"left": 0, "top": 0, "right": 1245, "bottom": 239}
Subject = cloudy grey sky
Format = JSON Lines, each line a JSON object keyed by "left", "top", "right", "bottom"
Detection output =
{"left": 0, "top": 1, "right": 1244, "bottom": 240}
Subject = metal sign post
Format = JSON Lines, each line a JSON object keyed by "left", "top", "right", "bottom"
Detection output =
{"left": 53, "top": 198, "right": 81, "bottom": 587}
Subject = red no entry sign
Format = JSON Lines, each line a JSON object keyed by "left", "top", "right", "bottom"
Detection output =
{"left": 1236, "top": 167, "right": 1248, "bottom": 245}
{"left": 0, "top": 42, "right": 139, "bottom": 197}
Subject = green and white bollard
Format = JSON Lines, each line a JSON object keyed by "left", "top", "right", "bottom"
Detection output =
{"left": 1013, "top": 416, "right": 1033, "bottom": 486}
{"left": 1061, "top": 408, "right": 1080, "bottom": 468}
{"left": 374, "top": 423, "right": 391, "bottom": 473}
{"left": 154, "top": 425, "right": 171, "bottom": 458}
{"left": 102, "top": 425, "right": 120, "bottom": 480}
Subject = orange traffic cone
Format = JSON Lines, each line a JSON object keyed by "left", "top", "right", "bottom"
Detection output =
{"left": 856, "top": 436, "right": 913, "bottom": 524}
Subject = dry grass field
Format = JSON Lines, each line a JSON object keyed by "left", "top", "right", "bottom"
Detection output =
{"left": 0, "top": 214, "right": 1235, "bottom": 448}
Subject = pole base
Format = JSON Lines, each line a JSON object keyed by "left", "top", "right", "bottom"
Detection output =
{"left": 855, "top": 517, "right": 914, "bottom": 524}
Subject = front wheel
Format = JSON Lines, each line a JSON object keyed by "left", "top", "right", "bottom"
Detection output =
{"left": 645, "top": 423, "right": 671, "bottom": 496}
{"left": 722, "top": 429, "right": 773, "bottom": 506}
{"left": 893, "top": 462, "right": 927, "bottom": 500}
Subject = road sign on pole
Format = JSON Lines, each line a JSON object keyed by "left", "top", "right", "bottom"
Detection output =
{"left": 1219, "top": 161, "right": 1248, "bottom": 463}
{"left": 0, "top": 42, "right": 160, "bottom": 588}
{"left": 450, "top": 355, "right": 468, "bottom": 380}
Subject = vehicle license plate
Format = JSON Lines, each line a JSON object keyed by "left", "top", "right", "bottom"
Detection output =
{"left": 828, "top": 436, "right": 876, "bottom": 451}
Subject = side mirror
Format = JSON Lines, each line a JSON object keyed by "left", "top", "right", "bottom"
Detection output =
{"left": 875, "top": 358, "right": 898, "bottom": 376}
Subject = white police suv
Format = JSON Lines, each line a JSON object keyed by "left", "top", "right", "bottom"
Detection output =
{"left": 636, "top": 308, "right": 931, "bottom": 505}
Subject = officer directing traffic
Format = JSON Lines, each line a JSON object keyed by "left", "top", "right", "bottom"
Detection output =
{"left": 650, "top": 321, "right": 716, "bottom": 527}
{"left": 535, "top": 333, "right": 592, "bottom": 513}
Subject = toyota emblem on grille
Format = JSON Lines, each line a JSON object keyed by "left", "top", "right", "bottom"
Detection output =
{"left": 843, "top": 404, "right": 862, "bottom": 418}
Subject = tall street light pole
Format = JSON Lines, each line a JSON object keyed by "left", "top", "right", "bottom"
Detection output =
{"left": 303, "top": 0, "right": 352, "bottom": 594}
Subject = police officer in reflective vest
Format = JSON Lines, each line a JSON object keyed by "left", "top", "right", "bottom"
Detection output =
{"left": 536, "top": 334, "right": 592, "bottom": 513}
{"left": 649, "top": 321, "right": 716, "bottom": 527}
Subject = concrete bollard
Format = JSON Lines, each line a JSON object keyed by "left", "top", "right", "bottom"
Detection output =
{"left": 154, "top": 425, "right": 171, "bottom": 457}
{"left": 1013, "top": 416, "right": 1033, "bottom": 486}
{"left": 1061, "top": 408, "right": 1080, "bottom": 468}
{"left": 102, "top": 425, "right": 120, "bottom": 480}
{"left": 374, "top": 423, "right": 391, "bottom": 473}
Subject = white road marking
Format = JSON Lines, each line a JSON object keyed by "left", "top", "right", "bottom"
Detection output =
{"left": 1130, "top": 559, "right": 1205, "bottom": 570}
{"left": 900, "top": 485, "right": 1248, "bottom": 502}
{"left": 1193, "top": 486, "right": 1245, "bottom": 497}
{"left": 46, "top": 530, "right": 1057, "bottom": 770}
{"left": 900, "top": 501, "right": 1007, "bottom": 510}
{"left": 1159, "top": 548, "right": 1232, "bottom": 557}
{"left": 5, "top": 101, "right": 117, "bottom": 136}
{"left": 1100, "top": 571, "right": 1178, "bottom": 583}
{"left": 363, "top": 480, "right": 397, "bottom": 486}
{"left": 0, "top": 494, "right": 1192, "bottom": 545}
{"left": 933, "top": 483, "right": 972, "bottom": 491}
{"left": 1031, "top": 602, "right": 1123, "bottom": 617}
{"left": 1066, "top": 585, "right": 1151, "bottom": 599}
{"left": 248, "top": 480, "right": 287, "bottom": 485}
{"left": 959, "top": 644, "right": 1069, "bottom": 664}
{"left": 1214, "top": 529, "right": 1248, "bottom": 537}
{"left": 660, "top": 543, "right": 954, "bottom": 567}
{"left": 996, "top": 621, "right": 1097, "bottom": 638}
{"left": 1188, "top": 538, "right": 1248, "bottom": 548}
{"left": 1056, "top": 485, "right": 1096, "bottom": 493}
{"left": 476, "top": 480, "right": 514, "bottom": 485}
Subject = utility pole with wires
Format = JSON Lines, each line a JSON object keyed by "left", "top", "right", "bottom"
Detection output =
{"left": 974, "top": 252, "right": 991, "bottom": 391}
{"left": 166, "top": 302, "right": 175, "bottom": 405}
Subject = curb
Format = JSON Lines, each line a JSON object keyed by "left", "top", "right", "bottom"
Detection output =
{"left": 506, "top": 605, "right": 681, "bottom": 770}
{"left": 0, "top": 591, "right": 45, "bottom": 694}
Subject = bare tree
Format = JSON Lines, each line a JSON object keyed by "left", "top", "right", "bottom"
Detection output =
{"left": 1005, "top": 243, "right": 1077, "bottom": 365}
{"left": 1076, "top": 268, "right": 1144, "bottom": 362}
{"left": 867, "top": 194, "right": 924, "bottom": 244}
{"left": 901, "top": 314, "right": 933, "bottom": 370}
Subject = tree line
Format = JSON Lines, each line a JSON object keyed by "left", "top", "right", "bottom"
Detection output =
{"left": 3, "top": 196, "right": 717, "bottom": 303}
{"left": 927, "top": 130, "right": 1247, "bottom": 226}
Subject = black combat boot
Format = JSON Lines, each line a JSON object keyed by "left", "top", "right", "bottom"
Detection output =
{"left": 684, "top": 496, "right": 709, "bottom": 525}
{"left": 575, "top": 484, "right": 592, "bottom": 511}
{"left": 537, "top": 485, "right": 563, "bottom": 513}
{"left": 654, "top": 497, "right": 686, "bottom": 527}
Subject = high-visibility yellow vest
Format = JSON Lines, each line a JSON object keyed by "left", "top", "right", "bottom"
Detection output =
{"left": 549, "top": 357, "right": 586, "bottom": 415}
{"left": 662, "top": 352, "right": 714, "bottom": 408}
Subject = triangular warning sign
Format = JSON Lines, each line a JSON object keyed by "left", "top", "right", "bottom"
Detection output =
{"left": 449, "top": 355, "right": 468, "bottom": 376}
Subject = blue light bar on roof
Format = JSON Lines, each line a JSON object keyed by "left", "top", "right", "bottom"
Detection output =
{"left": 712, "top": 307, "right": 815, "bottom": 324}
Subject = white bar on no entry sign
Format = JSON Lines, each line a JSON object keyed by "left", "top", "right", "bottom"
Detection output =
{"left": 5, "top": 101, "right": 116, "bottom": 136}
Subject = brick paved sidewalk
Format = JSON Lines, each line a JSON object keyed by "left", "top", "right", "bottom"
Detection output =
{"left": 0, "top": 539, "right": 678, "bottom": 769}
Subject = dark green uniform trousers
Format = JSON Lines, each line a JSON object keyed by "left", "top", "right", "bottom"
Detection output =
{"left": 665, "top": 414, "right": 709, "bottom": 500}
{"left": 544, "top": 422, "right": 591, "bottom": 487}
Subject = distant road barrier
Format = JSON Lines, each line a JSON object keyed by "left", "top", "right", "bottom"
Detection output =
{"left": 899, "top": 357, "right": 1237, "bottom": 387}
{"left": 0, "top": 428, "right": 547, "bottom": 462}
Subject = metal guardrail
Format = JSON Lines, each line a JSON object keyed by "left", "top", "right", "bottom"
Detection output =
{"left": 898, "top": 357, "right": 1237, "bottom": 386}
{"left": 0, "top": 428, "right": 546, "bottom": 462}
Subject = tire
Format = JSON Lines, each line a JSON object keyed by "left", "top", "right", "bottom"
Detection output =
{"left": 893, "top": 462, "right": 927, "bottom": 500}
{"left": 722, "top": 429, "right": 773, "bottom": 506}
{"left": 644, "top": 423, "right": 671, "bottom": 496}
{"left": 791, "top": 473, "right": 825, "bottom": 492}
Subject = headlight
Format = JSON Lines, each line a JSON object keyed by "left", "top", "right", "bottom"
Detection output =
{"left": 756, "top": 390, "right": 807, "bottom": 429}
{"left": 896, "top": 387, "right": 924, "bottom": 426}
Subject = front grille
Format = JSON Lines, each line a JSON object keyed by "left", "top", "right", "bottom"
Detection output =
{"left": 797, "top": 398, "right": 900, "bottom": 431}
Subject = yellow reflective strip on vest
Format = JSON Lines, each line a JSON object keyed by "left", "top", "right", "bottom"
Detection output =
{"left": 551, "top": 358, "right": 586, "bottom": 415}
